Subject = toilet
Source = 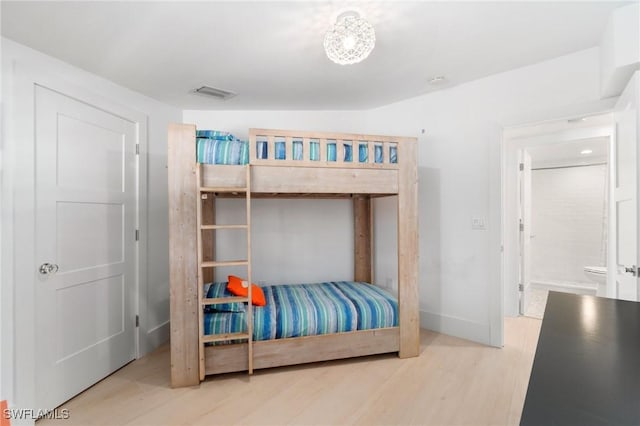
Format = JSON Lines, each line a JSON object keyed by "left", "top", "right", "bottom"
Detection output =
{"left": 584, "top": 266, "right": 607, "bottom": 296}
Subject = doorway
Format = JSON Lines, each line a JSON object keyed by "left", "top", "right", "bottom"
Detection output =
{"left": 520, "top": 138, "right": 610, "bottom": 318}
{"left": 34, "top": 85, "right": 138, "bottom": 410}
{"left": 4, "top": 61, "right": 149, "bottom": 416}
{"left": 502, "top": 113, "right": 617, "bottom": 318}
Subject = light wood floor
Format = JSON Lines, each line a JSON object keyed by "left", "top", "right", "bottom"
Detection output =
{"left": 38, "top": 317, "right": 541, "bottom": 426}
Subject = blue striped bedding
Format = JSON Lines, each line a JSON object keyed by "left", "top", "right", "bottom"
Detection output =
{"left": 196, "top": 130, "right": 397, "bottom": 165}
{"left": 204, "top": 281, "right": 398, "bottom": 341}
{"left": 197, "top": 138, "right": 249, "bottom": 165}
{"left": 197, "top": 130, "right": 235, "bottom": 140}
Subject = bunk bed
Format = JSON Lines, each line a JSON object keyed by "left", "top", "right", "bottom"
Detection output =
{"left": 168, "top": 125, "right": 419, "bottom": 387}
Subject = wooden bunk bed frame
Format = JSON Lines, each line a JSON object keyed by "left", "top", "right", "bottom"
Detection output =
{"left": 168, "top": 124, "right": 419, "bottom": 387}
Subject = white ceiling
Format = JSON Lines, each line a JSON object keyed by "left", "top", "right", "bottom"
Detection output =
{"left": 1, "top": 1, "right": 629, "bottom": 110}
{"left": 528, "top": 137, "right": 609, "bottom": 168}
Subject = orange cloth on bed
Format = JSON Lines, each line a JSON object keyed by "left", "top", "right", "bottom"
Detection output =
{"left": 227, "top": 275, "right": 266, "bottom": 306}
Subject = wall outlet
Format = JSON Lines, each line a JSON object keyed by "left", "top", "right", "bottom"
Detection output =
{"left": 471, "top": 217, "right": 486, "bottom": 230}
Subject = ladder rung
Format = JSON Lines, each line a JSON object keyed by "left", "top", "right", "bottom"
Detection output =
{"left": 202, "top": 332, "right": 250, "bottom": 343}
{"left": 200, "top": 187, "right": 248, "bottom": 193}
{"left": 201, "top": 224, "right": 248, "bottom": 230}
{"left": 201, "top": 260, "right": 248, "bottom": 267}
{"left": 202, "top": 296, "right": 248, "bottom": 305}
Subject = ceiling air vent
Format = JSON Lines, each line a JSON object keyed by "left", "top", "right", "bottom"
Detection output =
{"left": 193, "top": 86, "right": 236, "bottom": 100}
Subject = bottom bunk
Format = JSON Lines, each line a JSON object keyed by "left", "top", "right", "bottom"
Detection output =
{"left": 205, "top": 328, "right": 399, "bottom": 375}
{"left": 203, "top": 281, "right": 400, "bottom": 376}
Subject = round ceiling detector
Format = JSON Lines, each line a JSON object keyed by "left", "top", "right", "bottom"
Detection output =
{"left": 429, "top": 76, "right": 447, "bottom": 85}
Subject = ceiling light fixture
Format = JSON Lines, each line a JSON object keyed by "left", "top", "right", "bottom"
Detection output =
{"left": 581, "top": 149, "right": 593, "bottom": 155}
{"left": 324, "top": 11, "right": 375, "bottom": 65}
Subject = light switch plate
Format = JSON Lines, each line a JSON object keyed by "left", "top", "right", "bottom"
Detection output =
{"left": 471, "top": 217, "right": 486, "bottom": 230}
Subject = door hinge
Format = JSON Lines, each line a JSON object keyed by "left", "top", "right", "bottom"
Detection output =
{"left": 519, "top": 223, "right": 524, "bottom": 232}
{"left": 135, "top": 229, "right": 140, "bottom": 241}
{"left": 136, "top": 144, "right": 140, "bottom": 155}
{"left": 135, "top": 315, "right": 139, "bottom": 327}
{"left": 519, "top": 283, "right": 524, "bottom": 291}
{"left": 519, "top": 163, "right": 524, "bottom": 171}
{"left": 623, "top": 265, "right": 638, "bottom": 276}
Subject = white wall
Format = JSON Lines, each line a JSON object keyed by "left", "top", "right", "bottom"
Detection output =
{"left": 600, "top": 3, "right": 640, "bottom": 98}
{"left": 1, "top": 38, "right": 180, "bottom": 411}
{"left": 184, "top": 110, "right": 368, "bottom": 142}
{"left": 531, "top": 164, "right": 608, "bottom": 286}
{"left": 361, "top": 47, "right": 610, "bottom": 345}
{"left": 144, "top": 103, "right": 178, "bottom": 350}
{"left": 0, "top": 4, "right": 4, "bottom": 403}
{"left": 213, "top": 198, "right": 355, "bottom": 284}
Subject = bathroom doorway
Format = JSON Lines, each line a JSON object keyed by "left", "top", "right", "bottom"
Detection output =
{"left": 502, "top": 113, "right": 616, "bottom": 319}
{"left": 502, "top": 73, "right": 639, "bottom": 325}
{"left": 521, "top": 138, "right": 610, "bottom": 318}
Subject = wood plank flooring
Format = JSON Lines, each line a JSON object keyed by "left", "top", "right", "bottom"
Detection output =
{"left": 38, "top": 317, "right": 541, "bottom": 426}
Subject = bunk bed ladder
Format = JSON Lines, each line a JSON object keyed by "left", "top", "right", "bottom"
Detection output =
{"left": 196, "top": 164, "right": 254, "bottom": 380}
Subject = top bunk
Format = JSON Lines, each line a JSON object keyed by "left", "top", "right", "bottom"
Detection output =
{"left": 170, "top": 124, "right": 418, "bottom": 197}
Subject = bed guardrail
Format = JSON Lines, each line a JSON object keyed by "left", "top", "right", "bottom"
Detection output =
{"left": 249, "top": 128, "right": 402, "bottom": 169}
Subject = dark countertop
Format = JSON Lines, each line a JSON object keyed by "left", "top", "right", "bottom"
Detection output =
{"left": 521, "top": 291, "right": 640, "bottom": 426}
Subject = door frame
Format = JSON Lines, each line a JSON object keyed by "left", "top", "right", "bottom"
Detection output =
{"left": 502, "top": 118, "right": 615, "bottom": 317}
{"left": 517, "top": 149, "right": 532, "bottom": 315}
{"left": 613, "top": 71, "right": 640, "bottom": 301}
{"left": 2, "top": 61, "right": 149, "bottom": 417}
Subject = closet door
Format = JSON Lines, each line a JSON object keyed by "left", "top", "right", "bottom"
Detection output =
{"left": 35, "top": 85, "right": 137, "bottom": 410}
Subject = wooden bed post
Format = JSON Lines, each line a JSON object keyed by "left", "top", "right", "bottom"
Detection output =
{"left": 201, "top": 196, "right": 215, "bottom": 283}
{"left": 398, "top": 138, "right": 420, "bottom": 358}
{"left": 168, "top": 123, "right": 200, "bottom": 387}
{"left": 354, "top": 195, "right": 373, "bottom": 283}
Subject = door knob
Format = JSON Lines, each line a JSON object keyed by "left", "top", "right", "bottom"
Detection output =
{"left": 39, "top": 263, "right": 59, "bottom": 275}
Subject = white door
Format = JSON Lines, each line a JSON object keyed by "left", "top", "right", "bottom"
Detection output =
{"left": 613, "top": 72, "right": 639, "bottom": 302}
{"left": 518, "top": 150, "right": 532, "bottom": 314}
{"left": 35, "top": 85, "right": 137, "bottom": 410}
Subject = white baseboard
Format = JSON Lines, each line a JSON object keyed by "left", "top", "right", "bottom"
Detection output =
{"left": 420, "top": 310, "right": 492, "bottom": 346}
{"left": 530, "top": 280, "right": 596, "bottom": 295}
{"left": 142, "top": 321, "right": 170, "bottom": 357}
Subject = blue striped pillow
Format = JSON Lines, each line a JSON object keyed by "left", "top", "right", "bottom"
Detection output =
{"left": 196, "top": 138, "right": 249, "bottom": 165}
{"left": 196, "top": 130, "right": 234, "bottom": 140}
